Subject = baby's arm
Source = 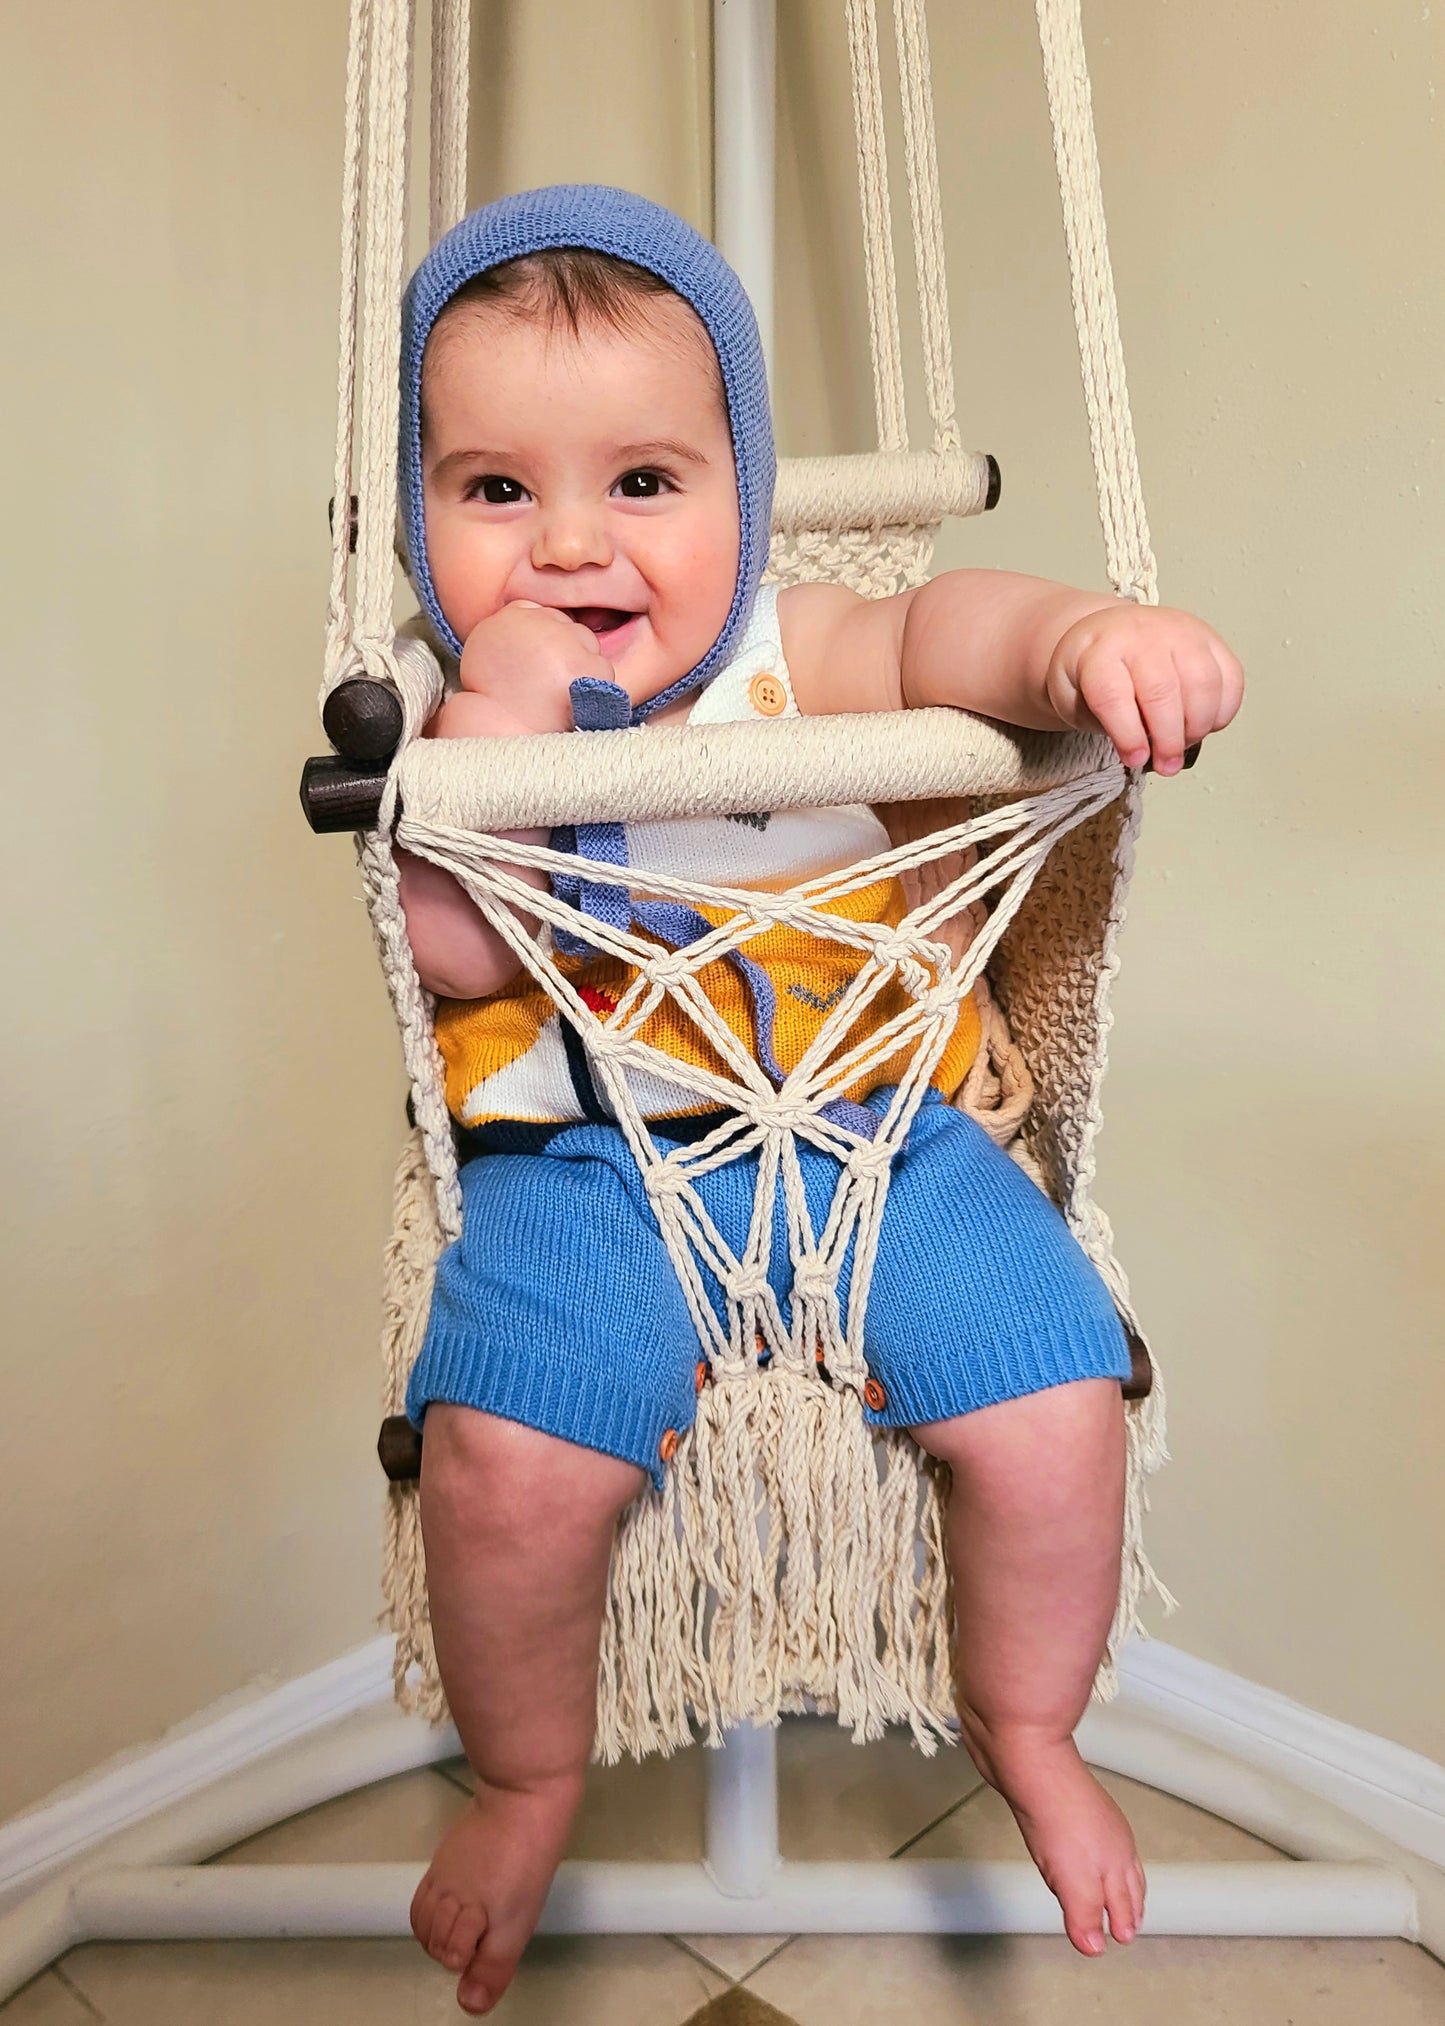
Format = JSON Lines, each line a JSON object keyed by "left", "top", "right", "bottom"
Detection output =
{"left": 397, "top": 604, "right": 607, "bottom": 998}
{"left": 780, "top": 571, "right": 1243, "bottom": 773}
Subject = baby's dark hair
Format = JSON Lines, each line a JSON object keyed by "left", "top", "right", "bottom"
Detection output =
{"left": 424, "top": 245, "right": 726, "bottom": 415}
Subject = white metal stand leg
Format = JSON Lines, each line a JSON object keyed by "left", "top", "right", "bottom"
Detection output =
{"left": 713, "top": 0, "right": 776, "bottom": 376}
{"left": 0, "top": 1702, "right": 1440, "bottom": 2003}
{"left": 706, "top": 1724, "right": 781, "bottom": 1898}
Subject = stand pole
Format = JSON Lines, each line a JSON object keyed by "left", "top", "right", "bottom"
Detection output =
{"left": 705, "top": 1724, "right": 782, "bottom": 1897}
{"left": 713, "top": 0, "right": 776, "bottom": 379}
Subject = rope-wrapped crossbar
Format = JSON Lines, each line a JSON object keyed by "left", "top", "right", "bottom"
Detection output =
{"left": 394, "top": 711, "right": 1118, "bottom": 834}
{"left": 772, "top": 452, "right": 993, "bottom": 533}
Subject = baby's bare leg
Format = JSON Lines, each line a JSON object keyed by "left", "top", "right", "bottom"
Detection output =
{"left": 410, "top": 1405, "right": 645, "bottom": 2015}
{"left": 913, "top": 1376, "right": 1146, "bottom": 1957}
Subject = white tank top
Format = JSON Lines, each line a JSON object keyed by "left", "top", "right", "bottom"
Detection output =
{"left": 432, "top": 582, "right": 980, "bottom": 1132}
{"left": 623, "top": 581, "right": 892, "bottom": 884}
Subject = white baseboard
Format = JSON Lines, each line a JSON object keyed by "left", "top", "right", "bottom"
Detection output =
{"left": 2, "top": 1634, "right": 1441, "bottom": 1903}
{"left": 1118, "top": 1638, "right": 1445, "bottom": 1869}
{"left": 0, "top": 1637, "right": 396, "bottom": 1904}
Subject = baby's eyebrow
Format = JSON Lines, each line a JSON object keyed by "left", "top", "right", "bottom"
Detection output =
{"left": 428, "top": 437, "right": 710, "bottom": 481}
{"left": 614, "top": 438, "right": 709, "bottom": 466}
{"left": 429, "top": 446, "right": 507, "bottom": 480}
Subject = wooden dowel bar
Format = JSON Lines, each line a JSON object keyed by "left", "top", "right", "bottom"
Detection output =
{"left": 299, "top": 755, "right": 389, "bottom": 833}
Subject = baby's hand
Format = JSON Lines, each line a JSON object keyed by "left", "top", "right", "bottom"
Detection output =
{"left": 455, "top": 600, "right": 605, "bottom": 735}
{"left": 1045, "top": 604, "right": 1244, "bottom": 775}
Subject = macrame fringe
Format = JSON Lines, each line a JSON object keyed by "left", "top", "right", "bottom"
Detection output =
{"left": 378, "top": 1127, "right": 446, "bottom": 1719}
{"left": 595, "top": 1374, "right": 958, "bottom": 1761}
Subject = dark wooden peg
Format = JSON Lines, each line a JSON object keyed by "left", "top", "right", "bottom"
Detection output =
{"left": 1121, "top": 1325, "right": 1155, "bottom": 1402}
{"left": 379, "top": 1414, "right": 423, "bottom": 1482}
{"left": 299, "top": 755, "right": 388, "bottom": 833}
{"left": 323, "top": 676, "right": 405, "bottom": 765}
{"left": 984, "top": 454, "right": 1002, "bottom": 512}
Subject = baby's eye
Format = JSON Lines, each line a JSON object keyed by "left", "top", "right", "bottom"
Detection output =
{"left": 613, "top": 468, "right": 672, "bottom": 500}
{"left": 468, "top": 475, "right": 528, "bottom": 505}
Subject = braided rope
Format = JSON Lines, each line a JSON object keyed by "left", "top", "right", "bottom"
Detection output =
{"left": 1035, "top": 0, "right": 1158, "bottom": 604}
{"left": 321, "top": 0, "right": 369, "bottom": 699}
{"left": 890, "top": 0, "right": 960, "bottom": 454}
{"left": 353, "top": 0, "right": 413, "bottom": 655}
{"left": 428, "top": 0, "right": 470, "bottom": 245}
{"left": 846, "top": 0, "right": 908, "bottom": 452}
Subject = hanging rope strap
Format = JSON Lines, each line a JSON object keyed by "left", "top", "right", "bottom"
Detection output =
{"left": 322, "top": 0, "right": 414, "bottom": 704}
{"left": 1035, "top": 0, "right": 1158, "bottom": 604}
{"left": 428, "top": 0, "right": 470, "bottom": 245}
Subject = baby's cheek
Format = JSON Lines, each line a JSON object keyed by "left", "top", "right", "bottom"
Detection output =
{"left": 668, "top": 515, "right": 742, "bottom": 612}
{"left": 426, "top": 514, "right": 509, "bottom": 642}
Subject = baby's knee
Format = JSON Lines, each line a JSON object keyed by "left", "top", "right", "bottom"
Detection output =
{"left": 912, "top": 1376, "right": 1124, "bottom": 1493}
{"left": 420, "top": 1404, "right": 646, "bottom": 1533}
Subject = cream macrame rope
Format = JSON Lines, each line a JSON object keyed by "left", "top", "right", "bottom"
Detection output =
{"left": 321, "top": 0, "right": 416, "bottom": 708}
{"left": 322, "top": 0, "right": 1180, "bottom": 1747}
{"left": 1035, "top": 0, "right": 1158, "bottom": 606}
{"left": 427, "top": 0, "right": 469, "bottom": 246}
{"left": 772, "top": 0, "right": 984, "bottom": 600}
{"left": 321, "top": 0, "right": 369, "bottom": 698}
{"left": 1025, "top": 3, "right": 1167, "bottom": 1623}
{"left": 396, "top": 708, "right": 1116, "bottom": 831}
{"left": 891, "top": 0, "right": 961, "bottom": 454}
{"left": 846, "top": 0, "right": 908, "bottom": 453}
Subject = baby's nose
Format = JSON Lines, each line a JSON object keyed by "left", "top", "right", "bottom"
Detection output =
{"left": 532, "top": 500, "right": 612, "bottom": 572}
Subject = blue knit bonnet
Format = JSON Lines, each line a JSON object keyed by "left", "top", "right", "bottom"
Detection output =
{"left": 398, "top": 183, "right": 775, "bottom": 721}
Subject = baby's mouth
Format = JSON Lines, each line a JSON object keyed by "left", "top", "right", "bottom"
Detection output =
{"left": 566, "top": 606, "right": 640, "bottom": 644}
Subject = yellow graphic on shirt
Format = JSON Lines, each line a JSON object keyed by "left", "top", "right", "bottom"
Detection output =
{"left": 436, "top": 872, "right": 982, "bottom": 1129}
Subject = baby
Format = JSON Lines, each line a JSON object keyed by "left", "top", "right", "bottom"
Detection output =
{"left": 392, "top": 186, "right": 1242, "bottom": 2016}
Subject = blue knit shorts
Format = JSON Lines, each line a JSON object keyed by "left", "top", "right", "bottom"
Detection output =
{"left": 406, "top": 1088, "right": 1131, "bottom": 1491}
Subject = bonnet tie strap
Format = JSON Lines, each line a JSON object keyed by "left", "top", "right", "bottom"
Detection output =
{"left": 551, "top": 674, "right": 805, "bottom": 1093}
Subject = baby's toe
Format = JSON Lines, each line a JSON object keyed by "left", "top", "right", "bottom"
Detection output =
{"left": 1105, "top": 1869, "right": 1137, "bottom": 1943}
{"left": 1129, "top": 1859, "right": 1148, "bottom": 1930}
{"left": 457, "top": 1959, "right": 502, "bottom": 2016}
{"left": 423, "top": 1889, "right": 464, "bottom": 1962}
{"left": 459, "top": 1935, "right": 525, "bottom": 2017}
{"left": 408, "top": 1875, "right": 438, "bottom": 1948}
{"left": 441, "top": 1903, "right": 488, "bottom": 1973}
{"left": 1057, "top": 1871, "right": 1107, "bottom": 1956}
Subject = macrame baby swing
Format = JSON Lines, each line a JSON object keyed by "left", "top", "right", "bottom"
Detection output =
{"left": 348, "top": 0, "right": 1173, "bottom": 1759}
{"left": 5, "top": 1, "right": 1439, "bottom": 1997}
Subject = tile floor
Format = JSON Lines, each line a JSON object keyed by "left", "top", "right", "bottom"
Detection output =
{"left": 5, "top": 1716, "right": 1442, "bottom": 2024}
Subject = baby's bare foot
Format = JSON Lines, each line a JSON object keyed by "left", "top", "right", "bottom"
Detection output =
{"left": 972, "top": 1727, "right": 1146, "bottom": 1957}
{"left": 410, "top": 1770, "right": 583, "bottom": 2014}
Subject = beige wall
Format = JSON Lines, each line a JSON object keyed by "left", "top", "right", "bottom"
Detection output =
{"left": 2, "top": 0, "right": 1440, "bottom": 1821}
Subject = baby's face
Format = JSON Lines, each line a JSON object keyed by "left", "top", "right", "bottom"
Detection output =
{"left": 420, "top": 293, "right": 741, "bottom": 708}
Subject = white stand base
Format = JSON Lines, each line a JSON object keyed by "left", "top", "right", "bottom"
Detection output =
{"left": 1, "top": 1699, "right": 1439, "bottom": 2003}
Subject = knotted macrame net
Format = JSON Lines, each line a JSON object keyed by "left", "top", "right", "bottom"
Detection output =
{"left": 324, "top": 0, "right": 1178, "bottom": 1759}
